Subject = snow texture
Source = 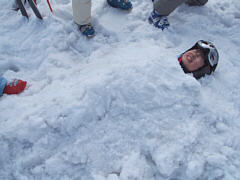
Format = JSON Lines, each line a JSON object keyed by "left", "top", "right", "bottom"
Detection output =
{"left": 0, "top": 0, "right": 240, "bottom": 179}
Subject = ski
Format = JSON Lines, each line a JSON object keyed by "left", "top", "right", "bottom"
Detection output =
{"left": 16, "top": 0, "right": 28, "bottom": 18}
{"left": 28, "top": 0, "right": 43, "bottom": 19}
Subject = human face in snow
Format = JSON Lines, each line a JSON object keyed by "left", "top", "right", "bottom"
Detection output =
{"left": 182, "top": 49, "right": 205, "bottom": 72}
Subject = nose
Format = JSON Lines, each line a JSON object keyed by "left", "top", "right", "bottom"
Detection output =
{"left": 187, "top": 54, "right": 194, "bottom": 63}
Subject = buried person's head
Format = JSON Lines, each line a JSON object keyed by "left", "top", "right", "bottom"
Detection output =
{"left": 178, "top": 40, "right": 219, "bottom": 79}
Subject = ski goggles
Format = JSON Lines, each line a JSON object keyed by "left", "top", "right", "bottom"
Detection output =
{"left": 197, "top": 40, "right": 219, "bottom": 67}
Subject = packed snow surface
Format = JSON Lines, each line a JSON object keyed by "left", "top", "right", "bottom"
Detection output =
{"left": 0, "top": 0, "right": 240, "bottom": 179}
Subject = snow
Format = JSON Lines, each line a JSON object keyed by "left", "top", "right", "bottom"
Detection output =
{"left": 0, "top": 0, "right": 240, "bottom": 179}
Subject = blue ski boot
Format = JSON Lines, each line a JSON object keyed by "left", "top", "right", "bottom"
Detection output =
{"left": 79, "top": 24, "right": 95, "bottom": 38}
{"left": 107, "top": 0, "right": 132, "bottom": 11}
{"left": 148, "top": 10, "right": 169, "bottom": 30}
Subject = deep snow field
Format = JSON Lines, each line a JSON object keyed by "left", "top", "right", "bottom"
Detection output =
{"left": 0, "top": 0, "right": 240, "bottom": 179}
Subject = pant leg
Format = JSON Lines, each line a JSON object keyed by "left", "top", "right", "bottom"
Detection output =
{"left": 0, "top": 77, "right": 7, "bottom": 96}
{"left": 153, "top": 0, "right": 187, "bottom": 16}
{"left": 72, "top": 0, "right": 91, "bottom": 25}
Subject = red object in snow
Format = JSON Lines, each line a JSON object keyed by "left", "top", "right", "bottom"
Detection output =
{"left": 47, "top": 0, "right": 53, "bottom": 12}
{"left": 3, "top": 80, "right": 27, "bottom": 95}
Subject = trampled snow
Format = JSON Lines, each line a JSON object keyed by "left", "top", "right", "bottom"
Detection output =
{"left": 0, "top": 0, "right": 240, "bottom": 179}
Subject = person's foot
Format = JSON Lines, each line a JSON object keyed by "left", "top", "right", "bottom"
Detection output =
{"left": 148, "top": 10, "right": 169, "bottom": 30}
{"left": 79, "top": 24, "right": 95, "bottom": 38}
{"left": 3, "top": 79, "right": 27, "bottom": 95}
{"left": 107, "top": 0, "right": 132, "bottom": 11}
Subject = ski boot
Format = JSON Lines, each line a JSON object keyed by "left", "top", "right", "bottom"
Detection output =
{"left": 185, "top": 0, "right": 208, "bottom": 6}
{"left": 79, "top": 24, "right": 95, "bottom": 38}
{"left": 107, "top": 0, "right": 132, "bottom": 11}
{"left": 148, "top": 10, "right": 169, "bottom": 30}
